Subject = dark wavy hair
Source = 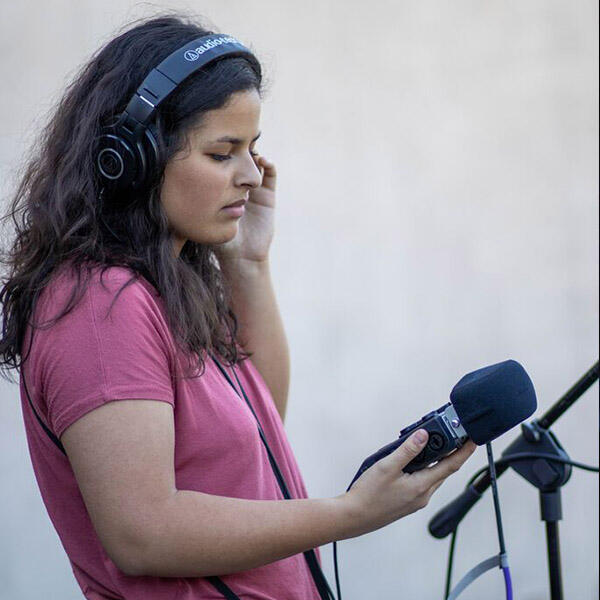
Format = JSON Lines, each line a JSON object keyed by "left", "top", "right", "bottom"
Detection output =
{"left": 0, "top": 13, "right": 266, "bottom": 384}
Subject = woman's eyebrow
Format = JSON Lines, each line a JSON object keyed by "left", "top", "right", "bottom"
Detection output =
{"left": 212, "top": 131, "right": 262, "bottom": 144}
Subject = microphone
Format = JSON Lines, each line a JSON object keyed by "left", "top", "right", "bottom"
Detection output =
{"left": 428, "top": 361, "right": 599, "bottom": 539}
{"left": 347, "top": 360, "right": 537, "bottom": 489}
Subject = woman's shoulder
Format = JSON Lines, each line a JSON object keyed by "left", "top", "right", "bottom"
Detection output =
{"left": 35, "top": 260, "right": 161, "bottom": 326}
{"left": 49, "top": 260, "right": 157, "bottom": 299}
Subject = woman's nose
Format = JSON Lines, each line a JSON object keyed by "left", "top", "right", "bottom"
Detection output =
{"left": 235, "top": 154, "right": 263, "bottom": 189}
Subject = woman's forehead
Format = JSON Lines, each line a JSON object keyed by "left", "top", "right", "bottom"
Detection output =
{"left": 191, "top": 90, "right": 261, "bottom": 141}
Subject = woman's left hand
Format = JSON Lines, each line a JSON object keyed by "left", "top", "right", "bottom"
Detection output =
{"left": 215, "top": 154, "right": 277, "bottom": 264}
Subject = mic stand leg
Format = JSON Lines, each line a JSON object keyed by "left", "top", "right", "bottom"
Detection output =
{"left": 501, "top": 421, "right": 572, "bottom": 600}
{"left": 540, "top": 490, "right": 563, "bottom": 600}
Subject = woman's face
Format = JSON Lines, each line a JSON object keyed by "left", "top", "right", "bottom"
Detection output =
{"left": 160, "top": 89, "right": 263, "bottom": 256}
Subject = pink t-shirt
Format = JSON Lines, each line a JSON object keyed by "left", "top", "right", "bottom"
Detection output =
{"left": 19, "top": 262, "right": 322, "bottom": 600}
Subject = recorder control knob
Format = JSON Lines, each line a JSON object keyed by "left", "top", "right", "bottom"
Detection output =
{"left": 428, "top": 432, "right": 445, "bottom": 451}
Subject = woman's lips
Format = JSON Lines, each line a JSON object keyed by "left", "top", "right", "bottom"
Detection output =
{"left": 221, "top": 198, "right": 247, "bottom": 217}
{"left": 223, "top": 198, "right": 248, "bottom": 208}
{"left": 221, "top": 203, "right": 245, "bottom": 218}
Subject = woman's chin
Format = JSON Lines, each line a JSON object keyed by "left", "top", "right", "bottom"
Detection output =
{"left": 193, "top": 224, "right": 239, "bottom": 246}
{"left": 220, "top": 223, "right": 240, "bottom": 244}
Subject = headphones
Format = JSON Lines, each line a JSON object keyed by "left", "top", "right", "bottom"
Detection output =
{"left": 94, "top": 34, "right": 257, "bottom": 193}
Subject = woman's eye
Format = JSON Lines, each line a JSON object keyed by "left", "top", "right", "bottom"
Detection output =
{"left": 210, "top": 149, "right": 258, "bottom": 162}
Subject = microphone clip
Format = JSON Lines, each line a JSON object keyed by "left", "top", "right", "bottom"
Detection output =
{"left": 502, "top": 420, "right": 572, "bottom": 492}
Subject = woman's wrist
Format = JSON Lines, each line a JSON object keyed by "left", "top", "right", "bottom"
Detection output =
{"left": 218, "top": 255, "right": 271, "bottom": 279}
{"left": 331, "top": 492, "right": 365, "bottom": 540}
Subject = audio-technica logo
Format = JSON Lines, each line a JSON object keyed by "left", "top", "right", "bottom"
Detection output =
{"left": 183, "top": 36, "right": 239, "bottom": 61}
{"left": 184, "top": 50, "right": 200, "bottom": 61}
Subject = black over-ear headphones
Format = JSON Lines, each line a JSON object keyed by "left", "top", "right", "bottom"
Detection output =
{"left": 94, "top": 34, "right": 257, "bottom": 193}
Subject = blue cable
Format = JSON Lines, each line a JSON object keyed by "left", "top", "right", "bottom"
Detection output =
{"left": 502, "top": 566, "right": 513, "bottom": 600}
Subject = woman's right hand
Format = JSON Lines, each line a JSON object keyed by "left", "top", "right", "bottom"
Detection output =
{"left": 338, "top": 430, "right": 477, "bottom": 539}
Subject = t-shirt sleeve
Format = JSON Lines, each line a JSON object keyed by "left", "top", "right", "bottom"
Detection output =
{"left": 38, "top": 274, "right": 175, "bottom": 438}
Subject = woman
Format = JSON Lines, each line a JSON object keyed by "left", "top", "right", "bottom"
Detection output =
{"left": 0, "top": 14, "right": 475, "bottom": 600}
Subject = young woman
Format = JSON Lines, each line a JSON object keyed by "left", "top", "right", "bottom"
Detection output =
{"left": 0, "top": 14, "right": 475, "bottom": 600}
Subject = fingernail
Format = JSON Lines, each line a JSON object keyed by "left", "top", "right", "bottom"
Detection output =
{"left": 415, "top": 429, "right": 428, "bottom": 443}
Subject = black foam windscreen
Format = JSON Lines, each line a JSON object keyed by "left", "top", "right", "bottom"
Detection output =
{"left": 450, "top": 359, "right": 537, "bottom": 445}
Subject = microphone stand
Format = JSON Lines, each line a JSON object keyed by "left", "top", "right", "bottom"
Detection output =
{"left": 428, "top": 361, "right": 599, "bottom": 600}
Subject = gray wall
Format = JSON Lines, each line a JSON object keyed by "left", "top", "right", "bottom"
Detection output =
{"left": 1, "top": 2, "right": 598, "bottom": 599}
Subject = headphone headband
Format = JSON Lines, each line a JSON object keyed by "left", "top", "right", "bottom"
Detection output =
{"left": 124, "top": 34, "right": 256, "bottom": 126}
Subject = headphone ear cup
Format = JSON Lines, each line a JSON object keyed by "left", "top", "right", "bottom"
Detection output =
{"left": 96, "top": 120, "right": 161, "bottom": 192}
{"left": 95, "top": 128, "right": 139, "bottom": 191}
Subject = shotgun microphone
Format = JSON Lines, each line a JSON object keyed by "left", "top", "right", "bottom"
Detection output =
{"left": 348, "top": 360, "right": 537, "bottom": 488}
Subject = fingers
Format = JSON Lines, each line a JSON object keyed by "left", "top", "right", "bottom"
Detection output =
{"left": 428, "top": 477, "right": 446, "bottom": 496}
{"left": 387, "top": 429, "right": 430, "bottom": 473}
{"left": 257, "top": 155, "right": 274, "bottom": 170}
{"left": 254, "top": 155, "right": 276, "bottom": 190}
{"left": 424, "top": 441, "right": 477, "bottom": 486}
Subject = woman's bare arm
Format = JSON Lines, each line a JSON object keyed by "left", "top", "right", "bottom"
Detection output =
{"left": 61, "top": 399, "right": 475, "bottom": 577}
{"left": 218, "top": 258, "right": 290, "bottom": 423}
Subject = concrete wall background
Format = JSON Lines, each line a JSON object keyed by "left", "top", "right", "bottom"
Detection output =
{"left": 0, "top": 1, "right": 597, "bottom": 598}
